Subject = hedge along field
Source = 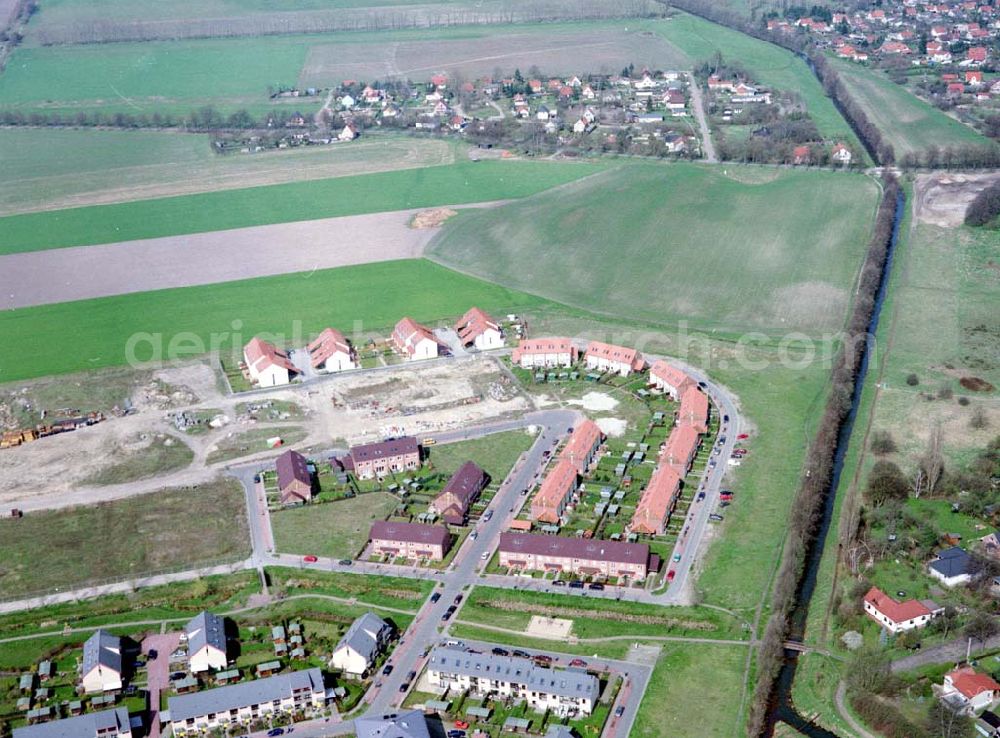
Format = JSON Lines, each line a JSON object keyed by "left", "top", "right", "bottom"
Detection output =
{"left": 827, "top": 57, "right": 990, "bottom": 160}
{"left": 0, "top": 259, "right": 563, "bottom": 382}
{"left": 427, "top": 162, "right": 880, "bottom": 336}
{"left": 0, "top": 159, "right": 604, "bottom": 255}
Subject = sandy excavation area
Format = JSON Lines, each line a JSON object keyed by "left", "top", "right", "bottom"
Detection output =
{"left": 0, "top": 355, "right": 531, "bottom": 511}
{"left": 914, "top": 171, "right": 1000, "bottom": 227}
{"left": 0, "top": 203, "right": 501, "bottom": 310}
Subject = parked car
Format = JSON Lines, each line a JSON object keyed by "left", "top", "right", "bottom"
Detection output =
{"left": 303, "top": 555, "right": 318, "bottom": 563}
{"left": 533, "top": 654, "right": 553, "bottom": 664}
{"left": 267, "top": 730, "right": 285, "bottom": 737}
{"left": 170, "top": 671, "right": 186, "bottom": 680}
{"left": 521, "top": 488, "right": 529, "bottom": 496}
{"left": 382, "top": 663, "right": 393, "bottom": 675}
{"left": 492, "top": 647, "right": 509, "bottom": 656}
{"left": 553, "top": 580, "right": 566, "bottom": 586}
{"left": 480, "top": 551, "right": 489, "bottom": 560}
{"left": 588, "top": 582, "right": 605, "bottom": 591}
{"left": 430, "top": 592, "right": 441, "bottom": 603}
{"left": 667, "top": 569, "right": 676, "bottom": 582}
{"left": 672, "top": 553, "right": 682, "bottom": 562}
{"left": 453, "top": 594, "right": 463, "bottom": 604}
{"left": 455, "top": 721, "right": 470, "bottom": 730}
{"left": 470, "top": 531, "right": 478, "bottom": 540}
{"left": 568, "top": 580, "right": 585, "bottom": 589}
{"left": 447, "top": 731, "right": 466, "bottom": 738}
{"left": 615, "top": 706, "right": 626, "bottom": 718}
{"left": 148, "top": 649, "right": 158, "bottom": 660}
{"left": 338, "top": 559, "right": 353, "bottom": 566}
{"left": 407, "top": 671, "right": 417, "bottom": 681}
{"left": 737, "top": 433, "right": 749, "bottom": 440}
{"left": 569, "top": 658, "right": 587, "bottom": 668}
{"left": 483, "top": 510, "right": 493, "bottom": 521}
{"left": 512, "top": 650, "right": 530, "bottom": 658}
{"left": 709, "top": 513, "right": 724, "bottom": 522}
{"left": 441, "top": 608, "right": 455, "bottom": 621}
{"left": 399, "top": 683, "right": 410, "bottom": 693}
{"left": 723, "top": 414, "right": 729, "bottom": 422}
{"left": 697, "top": 491, "right": 706, "bottom": 501}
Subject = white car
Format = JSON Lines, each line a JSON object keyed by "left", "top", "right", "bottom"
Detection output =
{"left": 480, "top": 551, "right": 490, "bottom": 560}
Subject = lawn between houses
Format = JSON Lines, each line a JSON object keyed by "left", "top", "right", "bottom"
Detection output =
{"left": 0, "top": 478, "right": 250, "bottom": 598}
{"left": 270, "top": 431, "right": 534, "bottom": 559}
{"left": 0, "top": 158, "right": 605, "bottom": 255}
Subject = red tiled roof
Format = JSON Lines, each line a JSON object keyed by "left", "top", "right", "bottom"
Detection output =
{"left": 649, "top": 360, "right": 693, "bottom": 392}
{"left": 244, "top": 337, "right": 297, "bottom": 374}
{"left": 630, "top": 464, "right": 682, "bottom": 535}
{"left": 863, "top": 587, "right": 931, "bottom": 624}
{"left": 454, "top": 306, "right": 501, "bottom": 345}
{"left": 662, "top": 424, "right": 700, "bottom": 472}
{"left": 530, "top": 458, "right": 578, "bottom": 523}
{"left": 512, "top": 337, "right": 577, "bottom": 363}
{"left": 679, "top": 386, "right": 710, "bottom": 433}
{"left": 585, "top": 341, "right": 644, "bottom": 371}
{"left": 307, "top": 327, "right": 353, "bottom": 368}
{"left": 560, "top": 419, "right": 603, "bottom": 473}
{"left": 391, "top": 317, "right": 442, "bottom": 356}
{"left": 946, "top": 667, "right": 1000, "bottom": 699}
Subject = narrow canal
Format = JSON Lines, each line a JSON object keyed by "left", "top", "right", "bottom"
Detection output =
{"left": 765, "top": 187, "right": 906, "bottom": 736}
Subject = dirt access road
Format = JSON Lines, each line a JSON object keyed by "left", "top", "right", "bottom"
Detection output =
{"left": 0, "top": 202, "right": 501, "bottom": 309}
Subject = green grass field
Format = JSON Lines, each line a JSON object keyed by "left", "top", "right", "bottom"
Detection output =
{"left": 0, "top": 259, "right": 561, "bottom": 382}
{"left": 426, "top": 430, "right": 534, "bottom": 482}
{"left": 0, "top": 478, "right": 249, "bottom": 597}
{"left": 0, "top": 129, "right": 455, "bottom": 216}
{"left": 0, "top": 159, "right": 603, "bottom": 254}
{"left": 272, "top": 491, "right": 399, "bottom": 559}
{"left": 632, "top": 644, "right": 748, "bottom": 738}
{"left": 828, "top": 58, "right": 990, "bottom": 160}
{"left": 428, "top": 162, "right": 879, "bottom": 336}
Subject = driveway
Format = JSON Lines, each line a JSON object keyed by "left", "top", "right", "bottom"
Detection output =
{"left": 142, "top": 632, "right": 182, "bottom": 738}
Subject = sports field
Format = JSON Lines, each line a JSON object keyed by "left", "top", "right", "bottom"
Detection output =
{"left": 829, "top": 57, "right": 989, "bottom": 160}
{"left": 0, "top": 159, "right": 603, "bottom": 255}
{"left": 428, "top": 163, "right": 880, "bottom": 336}
{"left": 0, "top": 129, "right": 455, "bottom": 215}
{"left": 0, "top": 259, "right": 562, "bottom": 382}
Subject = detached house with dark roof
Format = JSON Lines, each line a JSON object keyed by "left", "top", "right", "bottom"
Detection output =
{"left": 928, "top": 547, "right": 974, "bottom": 587}
{"left": 276, "top": 449, "right": 313, "bottom": 505}
{"left": 81, "top": 630, "right": 122, "bottom": 694}
{"left": 184, "top": 611, "right": 228, "bottom": 673}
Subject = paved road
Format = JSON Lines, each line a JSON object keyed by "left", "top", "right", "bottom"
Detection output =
{"left": 890, "top": 633, "right": 1000, "bottom": 673}
{"left": 687, "top": 72, "right": 717, "bottom": 163}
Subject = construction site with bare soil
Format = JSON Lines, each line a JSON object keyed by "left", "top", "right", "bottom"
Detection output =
{"left": 0, "top": 354, "right": 529, "bottom": 513}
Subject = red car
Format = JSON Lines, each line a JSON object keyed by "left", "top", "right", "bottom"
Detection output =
{"left": 569, "top": 658, "right": 588, "bottom": 668}
{"left": 303, "top": 555, "right": 318, "bottom": 563}
{"left": 455, "top": 721, "right": 470, "bottom": 730}
{"left": 667, "top": 569, "right": 676, "bottom": 582}
{"left": 737, "top": 433, "right": 749, "bottom": 440}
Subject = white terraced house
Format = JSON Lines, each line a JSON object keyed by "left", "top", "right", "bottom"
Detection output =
{"left": 168, "top": 668, "right": 327, "bottom": 736}
{"left": 511, "top": 337, "right": 577, "bottom": 369}
{"left": 426, "top": 647, "right": 599, "bottom": 717}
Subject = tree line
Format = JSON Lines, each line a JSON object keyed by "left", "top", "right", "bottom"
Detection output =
{"left": 965, "top": 178, "right": 1000, "bottom": 226}
{"left": 744, "top": 174, "right": 901, "bottom": 737}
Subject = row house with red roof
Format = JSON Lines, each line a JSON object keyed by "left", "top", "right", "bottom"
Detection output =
{"left": 629, "top": 463, "right": 682, "bottom": 536}
{"left": 512, "top": 337, "right": 577, "bottom": 369}
{"left": 649, "top": 360, "right": 695, "bottom": 400}
{"left": 584, "top": 340, "right": 645, "bottom": 377}
{"left": 530, "top": 459, "right": 579, "bottom": 524}
{"left": 560, "top": 419, "right": 604, "bottom": 474}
